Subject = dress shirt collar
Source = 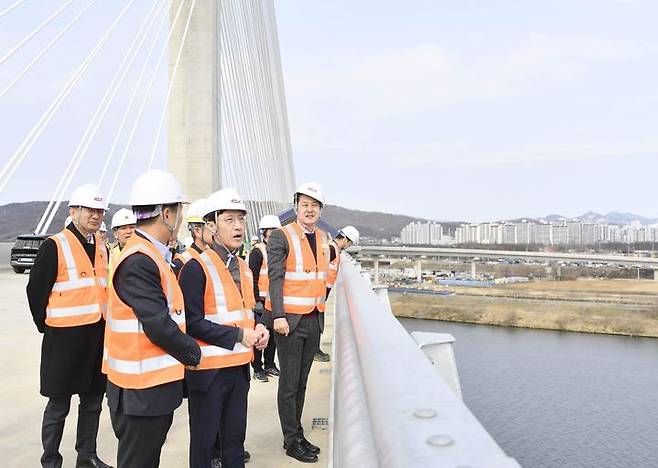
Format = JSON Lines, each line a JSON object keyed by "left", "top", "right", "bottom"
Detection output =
{"left": 137, "top": 229, "right": 172, "bottom": 263}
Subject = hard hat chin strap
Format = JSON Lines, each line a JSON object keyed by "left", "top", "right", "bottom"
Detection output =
{"left": 161, "top": 205, "right": 180, "bottom": 237}
{"left": 211, "top": 211, "right": 238, "bottom": 267}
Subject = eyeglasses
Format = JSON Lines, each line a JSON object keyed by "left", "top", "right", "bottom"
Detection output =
{"left": 218, "top": 214, "right": 247, "bottom": 225}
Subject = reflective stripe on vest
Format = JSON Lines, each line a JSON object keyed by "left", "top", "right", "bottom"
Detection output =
{"left": 265, "top": 223, "right": 329, "bottom": 314}
{"left": 192, "top": 249, "right": 255, "bottom": 370}
{"left": 174, "top": 247, "right": 198, "bottom": 266}
{"left": 108, "top": 243, "right": 122, "bottom": 287}
{"left": 45, "top": 229, "right": 107, "bottom": 327}
{"left": 103, "top": 235, "right": 186, "bottom": 389}
{"left": 251, "top": 243, "right": 269, "bottom": 299}
{"left": 326, "top": 240, "right": 341, "bottom": 288}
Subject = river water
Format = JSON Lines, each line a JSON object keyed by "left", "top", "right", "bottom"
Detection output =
{"left": 398, "top": 318, "right": 658, "bottom": 468}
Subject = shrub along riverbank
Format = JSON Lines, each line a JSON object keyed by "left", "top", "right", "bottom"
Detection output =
{"left": 390, "top": 280, "right": 658, "bottom": 337}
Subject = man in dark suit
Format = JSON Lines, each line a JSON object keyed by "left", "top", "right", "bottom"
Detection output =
{"left": 27, "top": 184, "right": 112, "bottom": 468}
{"left": 179, "top": 189, "right": 269, "bottom": 468}
{"left": 104, "top": 169, "right": 201, "bottom": 468}
{"left": 266, "top": 182, "right": 332, "bottom": 463}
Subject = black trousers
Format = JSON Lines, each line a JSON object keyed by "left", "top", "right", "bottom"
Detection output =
{"left": 41, "top": 393, "right": 103, "bottom": 468}
{"left": 274, "top": 314, "right": 321, "bottom": 448}
{"left": 252, "top": 325, "right": 276, "bottom": 372}
{"left": 109, "top": 401, "right": 173, "bottom": 468}
{"left": 188, "top": 365, "right": 249, "bottom": 468}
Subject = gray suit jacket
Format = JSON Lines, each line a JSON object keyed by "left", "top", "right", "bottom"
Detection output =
{"left": 264, "top": 229, "right": 324, "bottom": 334}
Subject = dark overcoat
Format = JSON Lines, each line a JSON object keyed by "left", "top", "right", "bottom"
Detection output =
{"left": 26, "top": 224, "right": 106, "bottom": 397}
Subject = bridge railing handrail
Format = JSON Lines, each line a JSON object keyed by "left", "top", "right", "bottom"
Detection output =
{"left": 329, "top": 253, "right": 520, "bottom": 468}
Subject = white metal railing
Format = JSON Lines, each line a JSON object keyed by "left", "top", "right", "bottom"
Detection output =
{"left": 329, "top": 253, "right": 521, "bottom": 468}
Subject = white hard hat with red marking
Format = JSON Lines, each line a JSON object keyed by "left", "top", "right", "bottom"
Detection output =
{"left": 204, "top": 188, "right": 247, "bottom": 216}
{"left": 294, "top": 181, "right": 325, "bottom": 206}
{"left": 68, "top": 184, "right": 107, "bottom": 210}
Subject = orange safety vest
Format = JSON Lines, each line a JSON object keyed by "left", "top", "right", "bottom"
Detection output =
{"left": 266, "top": 223, "right": 330, "bottom": 314}
{"left": 191, "top": 249, "right": 255, "bottom": 370}
{"left": 174, "top": 246, "right": 199, "bottom": 266}
{"left": 249, "top": 242, "right": 269, "bottom": 300}
{"left": 103, "top": 235, "right": 186, "bottom": 389}
{"left": 326, "top": 239, "right": 341, "bottom": 289}
{"left": 46, "top": 229, "right": 108, "bottom": 327}
{"left": 108, "top": 243, "right": 122, "bottom": 287}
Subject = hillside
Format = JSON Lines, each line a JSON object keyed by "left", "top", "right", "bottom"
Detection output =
{"left": 0, "top": 201, "right": 431, "bottom": 242}
{"left": 3, "top": 202, "right": 653, "bottom": 243}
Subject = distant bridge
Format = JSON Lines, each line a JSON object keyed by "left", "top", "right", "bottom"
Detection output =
{"left": 351, "top": 245, "right": 658, "bottom": 283}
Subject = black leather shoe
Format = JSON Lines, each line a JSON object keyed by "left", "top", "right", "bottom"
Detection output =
{"left": 253, "top": 370, "right": 269, "bottom": 382}
{"left": 302, "top": 437, "right": 320, "bottom": 454}
{"left": 285, "top": 439, "right": 318, "bottom": 463}
{"left": 314, "top": 349, "right": 330, "bottom": 362}
{"left": 265, "top": 366, "right": 280, "bottom": 377}
{"left": 76, "top": 455, "right": 113, "bottom": 468}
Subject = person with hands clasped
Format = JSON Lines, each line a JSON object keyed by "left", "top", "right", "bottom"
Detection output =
{"left": 178, "top": 188, "right": 269, "bottom": 468}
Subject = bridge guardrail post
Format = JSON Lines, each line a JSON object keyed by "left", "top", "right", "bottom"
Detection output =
{"left": 411, "top": 331, "right": 462, "bottom": 399}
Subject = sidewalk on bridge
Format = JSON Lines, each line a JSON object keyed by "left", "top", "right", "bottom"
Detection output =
{"left": 0, "top": 271, "right": 332, "bottom": 468}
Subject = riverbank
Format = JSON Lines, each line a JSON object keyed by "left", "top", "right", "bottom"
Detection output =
{"left": 390, "top": 279, "right": 658, "bottom": 337}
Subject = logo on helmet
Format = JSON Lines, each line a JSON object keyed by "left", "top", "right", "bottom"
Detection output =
{"left": 231, "top": 199, "right": 241, "bottom": 204}
{"left": 94, "top": 197, "right": 104, "bottom": 202}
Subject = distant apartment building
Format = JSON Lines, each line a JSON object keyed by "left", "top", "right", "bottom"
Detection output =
{"left": 550, "top": 223, "right": 569, "bottom": 246}
{"left": 400, "top": 221, "right": 444, "bottom": 245}
{"left": 432, "top": 218, "right": 658, "bottom": 248}
{"left": 534, "top": 222, "right": 551, "bottom": 245}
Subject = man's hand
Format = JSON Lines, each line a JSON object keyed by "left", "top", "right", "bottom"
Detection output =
{"left": 241, "top": 327, "right": 261, "bottom": 348}
{"left": 254, "top": 324, "right": 270, "bottom": 350}
{"left": 273, "top": 317, "right": 289, "bottom": 336}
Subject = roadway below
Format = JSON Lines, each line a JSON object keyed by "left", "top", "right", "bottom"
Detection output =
{"left": 0, "top": 271, "right": 332, "bottom": 467}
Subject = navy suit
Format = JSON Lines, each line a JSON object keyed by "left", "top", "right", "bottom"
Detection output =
{"left": 179, "top": 247, "right": 258, "bottom": 468}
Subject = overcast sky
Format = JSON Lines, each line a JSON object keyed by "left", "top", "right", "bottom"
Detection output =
{"left": 2, "top": 0, "right": 658, "bottom": 222}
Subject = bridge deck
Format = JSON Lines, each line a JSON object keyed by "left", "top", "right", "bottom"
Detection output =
{"left": 0, "top": 270, "right": 332, "bottom": 467}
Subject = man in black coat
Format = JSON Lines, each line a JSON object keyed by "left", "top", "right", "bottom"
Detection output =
{"left": 104, "top": 169, "right": 201, "bottom": 468}
{"left": 27, "top": 184, "right": 112, "bottom": 468}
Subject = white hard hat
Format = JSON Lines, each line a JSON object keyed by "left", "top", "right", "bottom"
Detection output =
{"left": 339, "top": 225, "right": 360, "bottom": 245}
{"left": 129, "top": 169, "right": 187, "bottom": 207}
{"left": 111, "top": 208, "right": 137, "bottom": 229}
{"left": 259, "top": 214, "right": 281, "bottom": 230}
{"left": 186, "top": 198, "right": 208, "bottom": 224}
{"left": 100, "top": 222, "right": 107, "bottom": 232}
{"left": 64, "top": 216, "right": 72, "bottom": 227}
{"left": 294, "top": 181, "right": 325, "bottom": 206}
{"left": 205, "top": 188, "right": 247, "bottom": 216}
{"left": 68, "top": 184, "right": 107, "bottom": 210}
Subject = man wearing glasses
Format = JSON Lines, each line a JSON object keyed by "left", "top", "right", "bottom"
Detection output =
{"left": 27, "top": 184, "right": 112, "bottom": 468}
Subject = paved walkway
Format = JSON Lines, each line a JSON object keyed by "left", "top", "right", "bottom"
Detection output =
{"left": 0, "top": 271, "right": 332, "bottom": 467}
